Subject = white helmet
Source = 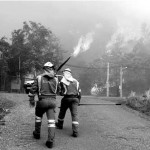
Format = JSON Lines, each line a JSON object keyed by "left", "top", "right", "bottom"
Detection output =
{"left": 43, "top": 62, "right": 54, "bottom": 69}
{"left": 63, "top": 68, "right": 71, "bottom": 73}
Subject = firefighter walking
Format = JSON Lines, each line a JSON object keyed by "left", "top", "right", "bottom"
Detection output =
{"left": 28, "top": 62, "right": 59, "bottom": 149}
{"left": 56, "top": 68, "right": 81, "bottom": 137}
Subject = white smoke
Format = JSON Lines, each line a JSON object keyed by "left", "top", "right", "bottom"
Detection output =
{"left": 72, "top": 32, "right": 94, "bottom": 57}
{"left": 106, "top": 22, "right": 141, "bottom": 54}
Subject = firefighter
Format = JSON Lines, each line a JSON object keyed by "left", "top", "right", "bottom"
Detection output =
{"left": 56, "top": 68, "right": 81, "bottom": 137}
{"left": 28, "top": 62, "right": 59, "bottom": 149}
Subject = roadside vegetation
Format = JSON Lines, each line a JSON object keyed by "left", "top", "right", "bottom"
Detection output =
{"left": 0, "top": 96, "right": 16, "bottom": 122}
{"left": 126, "top": 90, "right": 150, "bottom": 116}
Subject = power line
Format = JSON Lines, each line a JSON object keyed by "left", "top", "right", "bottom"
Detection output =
{"left": 62, "top": 63, "right": 150, "bottom": 70}
{"left": 65, "top": 63, "right": 118, "bottom": 69}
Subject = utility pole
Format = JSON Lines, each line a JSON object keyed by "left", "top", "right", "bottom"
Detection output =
{"left": 120, "top": 66, "right": 123, "bottom": 98}
{"left": 106, "top": 62, "right": 110, "bottom": 97}
{"left": 120, "top": 66, "right": 127, "bottom": 97}
{"left": 19, "top": 56, "right": 20, "bottom": 79}
{"left": 19, "top": 56, "right": 21, "bottom": 92}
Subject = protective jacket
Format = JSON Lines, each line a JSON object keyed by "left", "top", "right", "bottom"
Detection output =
{"left": 29, "top": 73, "right": 58, "bottom": 99}
{"left": 60, "top": 78, "right": 81, "bottom": 99}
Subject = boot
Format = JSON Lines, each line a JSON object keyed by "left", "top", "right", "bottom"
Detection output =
{"left": 55, "top": 119, "right": 64, "bottom": 129}
{"left": 46, "top": 127, "right": 55, "bottom": 148}
{"left": 46, "top": 141, "right": 54, "bottom": 149}
{"left": 72, "top": 122, "right": 79, "bottom": 138}
{"left": 72, "top": 131, "right": 78, "bottom": 137}
{"left": 33, "top": 122, "right": 41, "bottom": 139}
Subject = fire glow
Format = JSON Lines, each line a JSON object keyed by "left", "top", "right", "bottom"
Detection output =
{"left": 56, "top": 32, "right": 94, "bottom": 72}
{"left": 72, "top": 32, "right": 94, "bottom": 57}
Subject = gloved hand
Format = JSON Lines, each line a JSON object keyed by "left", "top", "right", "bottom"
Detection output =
{"left": 29, "top": 96, "right": 35, "bottom": 107}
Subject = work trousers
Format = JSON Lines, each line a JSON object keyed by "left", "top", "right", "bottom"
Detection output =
{"left": 35, "top": 97, "right": 56, "bottom": 142}
{"left": 58, "top": 97, "right": 79, "bottom": 133}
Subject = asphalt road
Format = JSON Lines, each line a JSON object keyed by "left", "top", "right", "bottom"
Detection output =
{"left": 0, "top": 93, "right": 150, "bottom": 150}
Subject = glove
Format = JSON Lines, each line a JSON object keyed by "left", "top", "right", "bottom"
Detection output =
{"left": 29, "top": 96, "right": 35, "bottom": 107}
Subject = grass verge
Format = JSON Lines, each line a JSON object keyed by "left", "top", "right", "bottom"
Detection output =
{"left": 126, "top": 95, "right": 150, "bottom": 116}
{"left": 0, "top": 97, "right": 16, "bottom": 120}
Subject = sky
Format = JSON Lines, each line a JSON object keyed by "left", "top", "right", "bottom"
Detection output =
{"left": 0, "top": 0, "right": 150, "bottom": 64}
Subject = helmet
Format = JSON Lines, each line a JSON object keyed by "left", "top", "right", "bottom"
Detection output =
{"left": 63, "top": 68, "right": 71, "bottom": 73}
{"left": 43, "top": 62, "right": 54, "bottom": 69}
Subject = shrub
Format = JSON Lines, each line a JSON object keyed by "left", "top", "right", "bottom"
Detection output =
{"left": 126, "top": 90, "right": 150, "bottom": 115}
{"left": 0, "top": 97, "right": 16, "bottom": 120}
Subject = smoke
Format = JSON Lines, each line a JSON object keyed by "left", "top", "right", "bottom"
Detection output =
{"left": 106, "top": 22, "right": 141, "bottom": 54}
{"left": 72, "top": 32, "right": 94, "bottom": 57}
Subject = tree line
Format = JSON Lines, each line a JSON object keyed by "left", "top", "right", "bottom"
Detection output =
{"left": 0, "top": 21, "right": 64, "bottom": 79}
{"left": 78, "top": 23, "right": 150, "bottom": 96}
{"left": 1, "top": 21, "right": 150, "bottom": 96}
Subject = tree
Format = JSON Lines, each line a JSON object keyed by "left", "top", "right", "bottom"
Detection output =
{"left": 78, "top": 68, "right": 95, "bottom": 95}
{"left": 0, "top": 37, "right": 11, "bottom": 90}
{"left": 7, "top": 29, "right": 29, "bottom": 76}
{"left": 0, "top": 37, "right": 10, "bottom": 73}
{"left": 78, "top": 60, "right": 107, "bottom": 95}
{"left": 22, "top": 21, "right": 63, "bottom": 73}
{"left": 104, "top": 23, "right": 150, "bottom": 95}
{"left": 7, "top": 21, "right": 64, "bottom": 77}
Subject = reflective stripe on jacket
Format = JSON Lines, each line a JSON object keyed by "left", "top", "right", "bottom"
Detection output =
{"left": 29, "top": 74, "right": 58, "bottom": 98}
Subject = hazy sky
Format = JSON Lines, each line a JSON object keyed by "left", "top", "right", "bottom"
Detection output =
{"left": 0, "top": 0, "right": 150, "bottom": 63}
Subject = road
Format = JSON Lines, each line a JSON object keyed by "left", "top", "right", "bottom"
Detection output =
{"left": 0, "top": 93, "right": 150, "bottom": 150}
